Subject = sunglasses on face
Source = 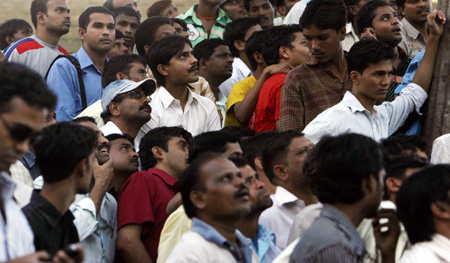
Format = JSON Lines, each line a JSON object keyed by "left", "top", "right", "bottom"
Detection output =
{"left": 0, "top": 115, "right": 38, "bottom": 142}
{"left": 118, "top": 90, "right": 146, "bottom": 100}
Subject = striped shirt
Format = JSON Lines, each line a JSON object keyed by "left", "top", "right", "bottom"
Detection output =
{"left": 178, "top": 5, "right": 232, "bottom": 47}
{"left": 290, "top": 205, "right": 366, "bottom": 263}
{"left": 279, "top": 53, "right": 352, "bottom": 132}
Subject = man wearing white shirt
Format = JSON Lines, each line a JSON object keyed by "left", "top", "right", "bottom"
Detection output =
{"left": 303, "top": 10, "right": 444, "bottom": 144}
{"left": 141, "top": 35, "right": 221, "bottom": 137}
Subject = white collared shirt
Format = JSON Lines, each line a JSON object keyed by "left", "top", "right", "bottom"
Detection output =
{"left": 100, "top": 121, "right": 141, "bottom": 149}
{"left": 400, "top": 234, "right": 450, "bottom": 263}
{"left": 0, "top": 172, "right": 35, "bottom": 261}
{"left": 342, "top": 23, "right": 359, "bottom": 52}
{"left": 218, "top": 58, "right": 252, "bottom": 98}
{"left": 303, "top": 83, "right": 428, "bottom": 144}
{"left": 259, "top": 187, "right": 305, "bottom": 250}
{"left": 70, "top": 193, "right": 117, "bottom": 263}
{"left": 283, "top": 0, "right": 309, "bottom": 25}
{"left": 140, "top": 86, "right": 221, "bottom": 137}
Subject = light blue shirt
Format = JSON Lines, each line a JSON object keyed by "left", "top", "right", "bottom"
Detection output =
{"left": 303, "top": 83, "right": 428, "bottom": 144}
{"left": 252, "top": 224, "right": 281, "bottom": 263}
{"left": 191, "top": 218, "right": 255, "bottom": 263}
{"left": 47, "top": 47, "right": 105, "bottom": 122}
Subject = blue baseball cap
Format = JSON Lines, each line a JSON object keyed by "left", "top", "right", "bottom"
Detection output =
{"left": 101, "top": 79, "right": 156, "bottom": 112}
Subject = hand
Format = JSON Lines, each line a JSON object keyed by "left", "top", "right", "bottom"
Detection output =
{"left": 6, "top": 251, "right": 51, "bottom": 263}
{"left": 361, "top": 27, "right": 377, "bottom": 40}
{"left": 53, "top": 243, "right": 84, "bottom": 263}
{"left": 264, "top": 62, "right": 293, "bottom": 76}
{"left": 428, "top": 9, "right": 446, "bottom": 37}
{"left": 93, "top": 157, "right": 114, "bottom": 190}
{"left": 0, "top": 51, "right": 5, "bottom": 63}
{"left": 373, "top": 209, "right": 401, "bottom": 263}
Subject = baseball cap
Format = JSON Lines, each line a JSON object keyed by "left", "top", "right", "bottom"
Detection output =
{"left": 101, "top": 79, "right": 156, "bottom": 112}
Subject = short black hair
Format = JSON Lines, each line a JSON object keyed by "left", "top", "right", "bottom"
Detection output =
{"left": 189, "top": 130, "right": 240, "bottom": 162}
{"left": 229, "top": 156, "right": 252, "bottom": 168}
{"left": 223, "top": 17, "right": 260, "bottom": 57}
{"left": 194, "top": 38, "right": 228, "bottom": 61}
{"left": 180, "top": 152, "right": 224, "bottom": 218}
{"left": 112, "top": 6, "right": 140, "bottom": 22}
{"left": 73, "top": 116, "right": 97, "bottom": 125}
{"left": 102, "top": 54, "right": 147, "bottom": 88}
{"left": 147, "top": 35, "right": 191, "bottom": 86}
{"left": 397, "top": 165, "right": 450, "bottom": 244}
{"left": 135, "top": 17, "right": 172, "bottom": 56}
{"left": 105, "top": 133, "right": 134, "bottom": 145}
{"left": 381, "top": 134, "right": 426, "bottom": 157}
{"left": 304, "top": 133, "right": 384, "bottom": 204}
{"left": 240, "top": 130, "right": 278, "bottom": 169}
{"left": 396, "top": 0, "right": 406, "bottom": 8}
{"left": 300, "top": 0, "right": 347, "bottom": 32}
{"left": 34, "top": 122, "right": 98, "bottom": 183}
{"left": 79, "top": 6, "right": 115, "bottom": 31}
{"left": 171, "top": 18, "right": 188, "bottom": 31}
{"left": 220, "top": 126, "right": 255, "bottom": 141}
{"left": 383, "top": 154, "right": 428, "bottom": 199}
{"left": 139, "top": 126, "right": 192, "bottom": 170}
{"left": 261, "top": 130, "right": 304, "bottom": 183}
{"left": 245, "top": 29, "right": 269, "bottom": 71}
{"left": 262, "top": 25, "right": 303, "bottom": 66}
{"left": 30, "top": 0, "right": 50, "bottom": 29}
{"left": 0, "top": 19, "right": 33, "bottom": 50}
{"left": 0, "top": 63, "right": 56, "bottom": 114}
{"left": 103, "top": 0, "right": 114, "bottom": 11}
{"left": 356, "top": 0, "right": 390, "bottom": 35}
{"left": 115, "top": 29, "right": 124, "bottom": 39}
{"left": 348, "top": 38, "right": 394, "bottom": 75}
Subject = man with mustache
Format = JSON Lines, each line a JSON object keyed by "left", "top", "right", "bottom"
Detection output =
{"left": 100, "top": 78, "right": 156, "bottom": 147}
{"left": 141, "top": 35, "right": 221, "bottom": 136}
{"left": 166, "top": 153, "right": 259, "bottom": 263}
{"left": 397, "top": 0, "right": 431, "bottom": 58}
{"left": 46, "top": 6, "right": 116, "bottom": 122}
{"left": 4, "top": 0, "right": 71, "bottom": 77}
{"left": 244, "top": 0, "right": 275, "bottom": 29}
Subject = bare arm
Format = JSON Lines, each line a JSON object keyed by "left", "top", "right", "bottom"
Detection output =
{"left": 412, "top": 10, "right": 445, "bottom": 93}
{"left": 234, "top": 63, "right": 292, "bottom": 124}
{"left": 117, "top": 224, "right": 153, "bottom": 263}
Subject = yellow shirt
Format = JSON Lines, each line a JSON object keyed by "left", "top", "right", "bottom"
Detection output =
{"left": 225, "top": 76, "right": 257, "bottom": 127}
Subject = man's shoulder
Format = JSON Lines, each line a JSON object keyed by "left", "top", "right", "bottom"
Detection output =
{"left": 4, "top": 37, "right": 42, "bottom": 57}
{"left": 191, "top": 89, "right": 217, "bottom": 108}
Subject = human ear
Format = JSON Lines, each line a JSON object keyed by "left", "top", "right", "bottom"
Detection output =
{"left": 157, "top": 64, "right": 169, "bottom": 77}
{"left": 431, "top": 201, "right": 450, "bottom": 220}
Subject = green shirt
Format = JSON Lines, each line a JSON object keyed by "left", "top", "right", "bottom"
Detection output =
{"left": 178, "top": 4, "right": 232, "bottom": 47}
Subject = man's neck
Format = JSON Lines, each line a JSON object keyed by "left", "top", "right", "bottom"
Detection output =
{"left": 197, "top": 0, "right": 220, "bottom": 17}
{"left": 253, "top": 65, "right": 266, "bottom": 80}
{"left": 109, "top": 171, "right": 132, "bottom": 195}
{"left": 325, "top": 49, "right": 347, "bottom": 83}
{"left": 40, "top": 180, "right": 77, "bottom": 215}
{"left": 237, "top": 213, "right": 260, "bottom": 238}
{"left": 333, "top": 202, "right": 366, "bottom": 227}
{"left": 200, "top": 73, "right": 222, "bottom": 101}
{"left": 201, "top": 216, "right": 239, "bottom": 245}
{"left": 83, "top": 45, "right": 107, "bottom": 73}
{"left": 110, "top": 118, "right": 141, "bottom": 139}
{"left": 164, "top": 81, "right": 190, "bottom": 110}
{"left": 406, "top": 18, "right": 429, "bottom": 38}
{"left": 153, "top": 163, "right": 178, "bottom": 180}
{"left": 352, "top": 87, "right": 376, "bottom": 113}
{"left": 292, "top": 187, "right": 318, "bottom": 206}
{"left": 238, "top": 53, "right": 252, "bottom": 72}
{"left": 35, "top": 29, "right": 60, "bottom": 46}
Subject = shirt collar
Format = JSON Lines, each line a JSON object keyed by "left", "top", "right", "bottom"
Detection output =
{"left": 76, "top": 47, "right": 108, "bottom": 72}
{"left": 22, "top": 150, "right": 36, "bottom": 168}
{"left": 0, "top": 172, "right": 16, "bottom": 200}
{"left": 342, "top": 91, "right": 371, "bottom": 114}
{"left": 29, "top": 190, "right": 75, "bottom": 227}
{"left": 273, "top": 186, "right": 300, "bottom": 206}
{"left": 158, "top": 86, "right": 197, "bottom": 110}
{"left": 401, "top": 18, "right": 422, "bottom": 40}
{"left": 234, "top": 57, "right": 252, "bottom": 78}
{"left": 321, "top": 204, "right": 366, "bottom": 256}
{"left": 147, "top": 168, "right": 178, "bottom": 187}
{"left": 101, "top": 121, "right": 123, "bottom": 135}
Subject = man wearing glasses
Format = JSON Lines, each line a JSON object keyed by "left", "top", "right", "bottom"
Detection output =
{"left": 100, "top": 78, "right": 156, "bottom": 148}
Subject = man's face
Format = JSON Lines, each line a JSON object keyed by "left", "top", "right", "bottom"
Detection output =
{"left": 200, "top": 158, "right": 251, "bottom": 220}
{"left": 163, "top": 43, "right": 199, "bottom": 85}
{"left": 115, "top": 14, "right": 139, "bottom": 48}
{"left": 202, "top": 45, "right": 234, "bottom": 83}
{"left": 161, "top": 4, "right": 180, "bottom": 18}
{"left": 112, "top": 0, "right": 140, "bottom": 16}
{"left": 163, "top": 136, "right": 189, "bottom": 179}
{"left": 284, "top": 32, "right": 309, "bottom": 67}
{"left": 0, "top": 98, "right": 45, "bottom": 172}
{"left": 399, "top": 0, "right": 430, "bottom": 24}
{"left": 277, "top": 0, "right": 300, "bottom": 16}
{"left": 126, "top": 62, "right": 148, "bottom": 82}
{"left": 172, "top": 22, "right": 190, "bottom": 39}
{"left": 366, "top": 169, "right": 385, "bottom": 218}
{"left": 44, "top": 0, "right": 71, "bottom": 36}
{"left": 109, "top": 138, "right": 139, "bottom": 174}
{"left": 351, "top": 60, "right": 393, "bottom": 106}
{"left": 155, "top": 24, "right": 177, "bottom": 42}
{"left": 106, "top": 37, "right": 129, "bottom": 59}
{"left": 248, "top": 0, "right": 274, "bottom": 29}
{"left": 303, "top": 25, "right": 345, "bottom": 64}
{"left": 11, "top": 28, "right": 33, "bottom": 43}
{"left": 79, "top": 151, "right": 96, "bottom": 194}
{"left": 223, "top": 142, "right": 243, "bottom": 159}
{"left": 285, "top": 136, "right": 313, "bottom": 187}
{"left": 81, "top": 13, "right": 116, "bottom": 54}
{"left": 387, "top": 0, "right": 404, "bottom": 19}
{"left": 78, "top": 121, "right": 110, "bottom": 165}
{"left": 114, "top": 87, "right": 151, "bottom": 124}
{"left": 241, "top": 165, "right": 272, "bottom": 214}
{"left": 371, "top": 6, "right": 402, "bottom": 47}
{"left": 221, "top": 0, "right": 247, "bottom": 21}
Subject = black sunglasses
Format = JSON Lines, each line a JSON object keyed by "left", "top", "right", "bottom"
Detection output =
{"left": 0, "top": 115, "right": 38, "bottom": 142}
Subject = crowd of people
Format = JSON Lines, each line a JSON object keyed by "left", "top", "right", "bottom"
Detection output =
{"left": 0, "top": 0, "right": 449, "bottom": 262}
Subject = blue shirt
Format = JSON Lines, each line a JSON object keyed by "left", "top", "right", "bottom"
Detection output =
{"left": 191, "top": 218, "right": 255, "bottom": 263}
{"left": 47, "top": 47, "right": 105, "bottom": 122}
{"left": 19, "top": 151, "right": 40, "bottom": 180}
{"left": 252, "top": 224, "right": 281, "bottom": 263}
{"left": 394, "top": 50, "right": 424, "bottom": 135}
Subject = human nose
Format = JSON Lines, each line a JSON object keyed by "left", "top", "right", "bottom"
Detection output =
{"left": 15, "top": 140, "right": 29, "bottom": 156}
{"left": 256, "top": 178, "right": 265, "bottom": 189}
{"left": 311, "top": 39, "right": 320, "bottom": 51}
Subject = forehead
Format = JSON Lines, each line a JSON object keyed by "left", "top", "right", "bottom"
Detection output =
{"left": 110, "top": 138, "right": 133, "bottom": 148}
{"left": 249, "top": 0, "right": 272, "bottom": 7}
{"left": 212, "top": 45, "right": 231, "bottom": 55}
{"left": 363, "top": 59, "right": 393, "bottom": 73}
{"left": 168, "top": 135, "right": 187, "bottom": 145}
{"left": 116, "top": 14, "right": 139, "bottom": 23}
{"left": 239, "top": 165, "right": 256, "bottom": 178}
{"left": 88, "top": 13, "right": 115, "bottom": 25}
{"left": 129, "top": 61, "right": 146, "bottom": 69}
{"left": 155, "top": 24, "right": 176, "bottom": 40}
{"left": 201, "top": 158, "right": 239, "bottom": 182}
{"left": 4, "top": 97, "right": 46, "bottom": 130}
{"left": 303, "top": 25, "right": 336, "bottom": 36}
{"left": 373, "top": 5, "right": 396, "bottom": 17}
{"left": 289, "top": 136, "right": 311, "bottom": 149}
{"left": 244, "top": 24, "right": 262, "bottom": 40}
{"left": 46, "top": 0, "right": 69, "bottom": 10}
{"left": 223, "top": 0, "right": 243, "bottom": 6}
{"left": 113, "top": 0, "right": 136, "bottom": 7}
{"left": 175, "top": 43, "right": 193, "bottom": 56}
{"left": 78, "top": 121, "right": 101, "bottom": 134}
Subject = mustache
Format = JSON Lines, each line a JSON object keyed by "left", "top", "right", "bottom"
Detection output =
{"left": 417, "top": 7, "right": 430, "bottom": 13}
{"left": 139, "top": 104, "right": 151, "bottom": 111}
{"left": 188, "top": 65, "right": 198, "bottom": 73}
{"left": 234, "top": 184, "right": 249, "bottom": 199}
